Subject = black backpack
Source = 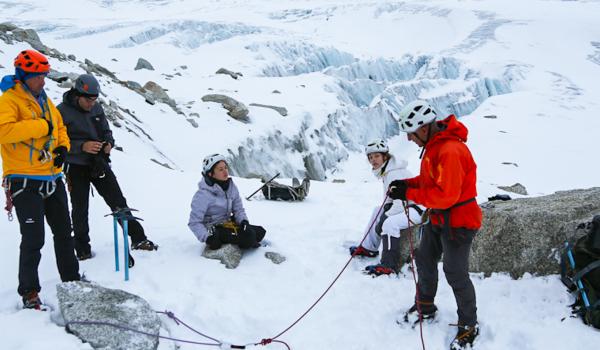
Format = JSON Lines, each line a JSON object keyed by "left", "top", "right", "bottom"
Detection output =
{"left": 261, "top": 178, "right": 310, "bottom": 201}
{"left": 561, "top": 215, "right": 600, "bottom": 328}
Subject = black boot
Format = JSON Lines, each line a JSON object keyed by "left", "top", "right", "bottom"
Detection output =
{"left": 449, "top": 324, "right": 479, "bottom": 349}
{"left": 399, "top": 301, "right": 438, "bottom": 326}
{"left": 380, "top": 234, "right": 402, "bottom": 272}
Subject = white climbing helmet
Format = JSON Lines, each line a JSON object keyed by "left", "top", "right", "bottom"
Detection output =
{"left": 365, "top": 139, "right": 389, "bottom": 155}
{"left": 398, "top": 100, "right": 438, "bottom": 133}
{"left": 202, "top": 153, "right": 227, "bottom": 174}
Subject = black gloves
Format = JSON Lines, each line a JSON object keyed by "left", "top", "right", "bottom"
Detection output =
{"left": 240, "top": 220, "right": 249, "bottom": 234}
{"left": 44, "top": 118, "right": 53, "bottom": 136}
{"left": 53, "top": 146, "right": 67, "bottom": 168}
{"left": 388, "top": 180, "right": 408, "bottom": 200}
{"left": 205, "top": 234, "right": 222, "bottom": 250}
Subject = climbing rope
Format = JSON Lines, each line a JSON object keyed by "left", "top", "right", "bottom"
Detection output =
{"left": 404, "top": 201, "right": 427, "bottom": 350}
{"left": 62, "top": 196, "right": 390, "bottom": 349}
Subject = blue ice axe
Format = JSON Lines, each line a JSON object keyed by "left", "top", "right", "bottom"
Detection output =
{"left": 565, "top": 242, "right": 591, "bottom": 308}
{"left": 105, "top": 208, "right": 142, "bottom": 281}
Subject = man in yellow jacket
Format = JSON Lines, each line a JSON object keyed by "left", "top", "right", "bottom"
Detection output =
{"left": 0, "top": 49, "right": 80, "bottom": 310}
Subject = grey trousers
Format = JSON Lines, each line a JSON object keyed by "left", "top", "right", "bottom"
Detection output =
{"left": 416, "top": 223, "right": 478, "bottom": 326}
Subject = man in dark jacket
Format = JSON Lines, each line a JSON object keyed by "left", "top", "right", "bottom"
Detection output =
{"left": 58, "top": 74, "right": 157, "bottom": 260}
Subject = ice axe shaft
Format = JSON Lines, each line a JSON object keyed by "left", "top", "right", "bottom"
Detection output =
{"left": 246, "top": 173, "right": 280, "bottom": 200}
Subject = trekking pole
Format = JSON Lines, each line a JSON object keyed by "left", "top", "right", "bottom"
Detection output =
{"left": 245, "top": 173, "right": 280, "bottom": 201}
{"left": 565, "top": 242, "right": 592, "bottom": 308}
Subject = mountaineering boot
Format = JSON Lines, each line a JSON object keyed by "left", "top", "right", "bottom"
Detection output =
{"left": 349, "top": 245, "right": 378, "bottom": 257}
{"left": 449, "top": 324, "right": 479, "bottom": 350}
{"left": 365, "top": 234, "right": 402, "bottom": 276}
{"left": 22, "top": 291, "right": 44, "bottom": 311}
{"left": 399, "top": 301, "right": 438, "bottom": 326}
{"left": 132, "top": 239, "right": 159, "bottom": 251}
{"left": 380, "top": 234, "right": 402, "bottom": 270}
{"left": 364, "top": 264, "right": 396, "bottom": 276}
{"left": 76, "top": 250, "right": 93, "bottom": 261}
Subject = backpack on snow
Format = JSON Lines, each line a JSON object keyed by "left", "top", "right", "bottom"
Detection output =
{"left": 560, "top": 215, "right": 600, "bottom": 328}
{"left": 261, "top": 177, "right": 310, "bottom": 201}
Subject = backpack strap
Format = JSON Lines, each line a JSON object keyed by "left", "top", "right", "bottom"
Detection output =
{"left": 572, "top": 260, "right": 600, "bottom": 284}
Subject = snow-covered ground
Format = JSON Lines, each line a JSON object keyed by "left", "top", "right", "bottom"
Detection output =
{"left": 1, "top": 0, "right": 600, "bottom": 349}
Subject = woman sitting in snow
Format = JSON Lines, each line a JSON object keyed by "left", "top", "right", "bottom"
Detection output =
{"left": 349, "top": 139, "right": 423, "bottom": 275}
{"left": 188, "top": 154, "right": 266, "bottom": 250}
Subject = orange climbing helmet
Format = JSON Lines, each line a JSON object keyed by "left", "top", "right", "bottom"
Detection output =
{"left": 14, "top": 49, "right": 50, "bottom": 73}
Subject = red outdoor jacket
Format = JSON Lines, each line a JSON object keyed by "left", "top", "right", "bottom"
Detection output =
{"left": 405, "top": 115, "right": 482, "bottom": 230}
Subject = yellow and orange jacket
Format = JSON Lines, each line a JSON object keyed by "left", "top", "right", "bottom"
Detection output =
{"left": 0, "top": 82, "right": 69, "bottom": 178}
{"left": 405, "top": 115, "right": 482, "bottom": 230}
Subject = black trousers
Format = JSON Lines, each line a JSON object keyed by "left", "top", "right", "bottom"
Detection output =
{"left": 237, "top": 224, "right": 266, "bottom": 248}
{"left": 416, "top": 223, "right": 478, "bottom": 326}
{"left": 9, "top": 178, "right": 80, "bottom": 296}
{"left": 66, "top": 163, "right": 146, "bottom": 254}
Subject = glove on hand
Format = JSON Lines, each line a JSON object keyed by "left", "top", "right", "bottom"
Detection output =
{"left": 388, "top": 180, "right": 408, "bottom": 200}
{"left": 53, "top": 146, "right": 67, "bottom": 167}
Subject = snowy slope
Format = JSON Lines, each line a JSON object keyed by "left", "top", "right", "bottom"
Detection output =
{"left": 1, "top": 0, "right": 600, "bottom": 349}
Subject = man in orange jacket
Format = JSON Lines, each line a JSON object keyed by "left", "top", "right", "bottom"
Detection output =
{"left": 0, "top": 50, "right": 80, "bottom": 310}
{"left": 389, "top": 100, "right": 481, "bottom": 350}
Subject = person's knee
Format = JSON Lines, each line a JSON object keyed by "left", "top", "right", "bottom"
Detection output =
{"left": 21, "top": 230, "right": 45, "bottom": 251}
{"left": 382, "top": 219, "right": 402, "bottom": 238}
{"left": 442, "top": 262, "right": 470, "bottom": 287}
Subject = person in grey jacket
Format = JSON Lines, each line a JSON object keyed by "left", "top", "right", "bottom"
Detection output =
{"left": 58, "top": 74, "right": 158, "bottom": 260}
{"left": 188, "top": 154, "right": 266, "bottom": 250}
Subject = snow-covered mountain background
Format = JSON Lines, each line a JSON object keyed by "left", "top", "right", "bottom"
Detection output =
{"left": 1, "top": 0, "right": 599, "bottom": 349}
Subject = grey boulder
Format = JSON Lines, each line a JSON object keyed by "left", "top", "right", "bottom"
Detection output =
{"left": 202, "top": 244, "right": 243, "bottom": 269}
{"left": 57, "top": 281, "right": 160, "bottom": 350}
{"left": 471, "top": 187, "right": 600, "bottom": 277}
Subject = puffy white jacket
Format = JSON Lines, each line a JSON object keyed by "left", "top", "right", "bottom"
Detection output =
{"left": 372, "top": 155, "right": 413, "bottom": 216}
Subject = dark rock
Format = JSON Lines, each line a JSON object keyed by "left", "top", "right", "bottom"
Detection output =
{"left": 249, "top": 103, "right": 288, "bottom": 116}
{"left": 134, "top": 58, "right": 154, "bottom": 71}
{"left": 272, "top": 90, "right": 281, "bottom": 94}
{"left": 186, "top": 118, "right": 199, "bottom": 128}
{"left": 471, "top": 187, "right": 600, "bottom": 277}
{"left": 0, "top": 22, "right": 18, "bottom": 32}
{"left": 265, "top": 252, "right": 286, "bottom": 264}
{"left": 201, "top": 94, "right": 249, "bottom": 122}
{"left": 47, "top": 70, "right": 71, "bottom": 83}
{"left": 498, "top": 183, "right": 528, "bottom": 195}
{"left": 150, "top": 158, "right": 174, "bottom": 169}
{"left": 143, "top": 81, "right": 176, "bottom": 107}
{"left": 82, "top": 59, "right": 117, "bottom": 79}
{"left": 67, "top": 54, "right": 76, "bottom": 61}
{"left": 124, "top": 80, "right": 143, "bottom": 92}
{"left": 216, "top": 67, "right": 243, "bottom": 79}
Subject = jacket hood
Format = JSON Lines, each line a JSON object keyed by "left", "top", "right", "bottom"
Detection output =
{"left": 430, "top": 115, "right": 469, "bottom": 145}
{"left": 373, "top": 155, "right": 408, "bottom": 179}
